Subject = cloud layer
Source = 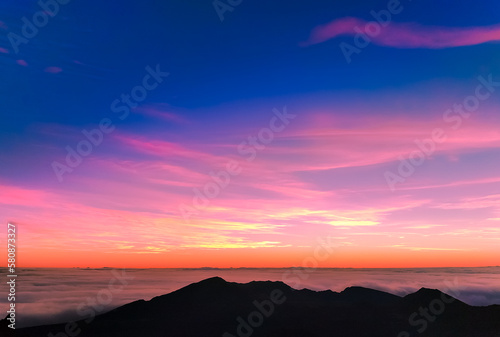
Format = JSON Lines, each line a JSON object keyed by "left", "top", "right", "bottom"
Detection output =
{"left": 3, "top": 267, "right": 500, "bottom": 328}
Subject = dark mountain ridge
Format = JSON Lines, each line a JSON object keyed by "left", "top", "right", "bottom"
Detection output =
{"left": 4, "top": 276, "right": 500, "bottom": 337}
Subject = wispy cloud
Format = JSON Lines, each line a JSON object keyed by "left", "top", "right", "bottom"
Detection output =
{"left": 304, "top": 17, "right": 500, "bottom": 48}
{"left": 133, "top": 104, "right": 188, "bottom": 124}
{"left": 44, "top": 66, "right": 63, "bottom": 73}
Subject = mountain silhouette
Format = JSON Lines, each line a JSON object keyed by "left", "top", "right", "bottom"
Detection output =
{"left": 8, "top": 276, "right": 500, "bottom": 337}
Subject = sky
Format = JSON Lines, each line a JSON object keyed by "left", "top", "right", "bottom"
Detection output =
{"left": 0, "top": 0, "right": 500, "bottom": 268}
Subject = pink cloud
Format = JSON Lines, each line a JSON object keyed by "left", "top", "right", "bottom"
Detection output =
{"left": 251, "top": 113, "right": 500, "bottom": 176}
{"left": 0, "top": 47, "right": 9, "bottom": 54}
{"left": 304, "top": 17, "right": 500, "bottom": 48}
{"left": 44, "top": 66, "right": 63, "bottom": 73}
{"left": 17, "top": 59, "right": 28, "bottom": 67}
{"left": 114, "top": 133, "right": 232, "bottom": 169}
{"left": 0, "top": 185, "right": 53, "bottom": 208}
{"left": 133, "top": 104, "right": 188, "bottom": 124}
{"left": 116, "top": 135, "right": 184, "bottom": 155}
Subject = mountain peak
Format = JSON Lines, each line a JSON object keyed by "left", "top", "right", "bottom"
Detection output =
{"left": 416, "top": 287, "right": 440, "bottom": 293}
{"left": 403, "top": 287, "right": 443, "bottom": 299}
{"left": 401, "top": 287, "right": 467, "bottom": 309}
{"left": 340, "top": 286, "right": 401, "bottom": 304}
{"left": 411, "top": 287, "right": 447, "bottom": 298}
{"left": 197, "top": 276, "right": 227, "bottom": 285}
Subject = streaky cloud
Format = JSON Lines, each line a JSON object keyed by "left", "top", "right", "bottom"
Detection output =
{"left": 304, "top": 17, "right": 500, "bottom": 48}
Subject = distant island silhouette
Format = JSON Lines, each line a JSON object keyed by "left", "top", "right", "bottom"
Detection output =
{"left": 4, "top": 277, "right": 500, "bottom": 337}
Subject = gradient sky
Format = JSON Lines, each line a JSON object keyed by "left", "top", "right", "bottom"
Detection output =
{"left": 1, "top": 0, "right": 500, "bottom": 268}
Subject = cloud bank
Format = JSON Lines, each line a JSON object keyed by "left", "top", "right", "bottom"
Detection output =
{"left": 4, "top": 267, "right": 500, "bottom": 328}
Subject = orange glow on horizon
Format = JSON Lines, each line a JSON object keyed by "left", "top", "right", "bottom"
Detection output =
{"left": 6, "top": 246, "right": 498, "bottom": 269}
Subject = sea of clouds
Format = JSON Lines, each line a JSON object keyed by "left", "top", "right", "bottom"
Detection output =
{"left": 1, "top": 267, "right": 500, "bottom": 328}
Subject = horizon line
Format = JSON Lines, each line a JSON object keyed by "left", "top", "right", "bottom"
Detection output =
{"left": 2, "top": 265, "right": 499, "bottom": 269}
